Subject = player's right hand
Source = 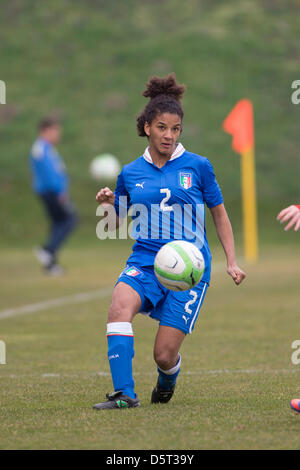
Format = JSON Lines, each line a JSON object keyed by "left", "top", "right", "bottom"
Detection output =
{"left": 96, "top": 187, "right": 115, "bottom": 206}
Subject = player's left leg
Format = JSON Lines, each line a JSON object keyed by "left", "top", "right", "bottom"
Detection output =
{"left": 150, "top": 280, "right": 209, "bottom": 404}
{"left": 151, "top": 325, "right": 185, "bottom": 404}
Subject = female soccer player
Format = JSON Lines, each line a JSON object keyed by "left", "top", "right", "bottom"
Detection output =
{"left": 93, "top": 74, "right": 246, "bottom": 410}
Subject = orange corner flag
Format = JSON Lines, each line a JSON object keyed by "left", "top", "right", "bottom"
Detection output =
{"left": 223, "top": 99, "right": 254, "bottom": 153}
{"left": 223, "top": 98, "right": 258, "bottom": 263}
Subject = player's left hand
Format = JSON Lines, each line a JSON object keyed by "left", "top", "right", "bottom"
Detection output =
{"left": 227, "top": 264, "right": 246, "bottom": 285}
{"left": 277, "top": 205, "right": 300, "bottom": 231}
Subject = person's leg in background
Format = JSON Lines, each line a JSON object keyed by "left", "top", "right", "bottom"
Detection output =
{"left": 35, "top": 192, "right": 78, "bottom": 273}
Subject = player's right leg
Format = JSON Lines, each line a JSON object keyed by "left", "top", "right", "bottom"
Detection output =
{"left": 93, "top": 282, "right": 141, "bottom": 410}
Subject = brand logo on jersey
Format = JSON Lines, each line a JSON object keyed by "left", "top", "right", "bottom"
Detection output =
{"left": 108, "top": 354, "right": 119, "bottom": 360}
{"left": 136, "top": 182, "right": 145, "bottom": 188}
{"left": 125, "top": 266, "right": 142, "bottom": 277}
{"left": 179, "top": 172, "right": 192, "bottom": 189}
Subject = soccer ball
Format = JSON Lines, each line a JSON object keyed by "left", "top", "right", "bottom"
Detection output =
{"left": 89, "top": 154, "right": 121, "bottom": 181}
{"left": 154, "top": 240, "right": 205, "bottom": 291}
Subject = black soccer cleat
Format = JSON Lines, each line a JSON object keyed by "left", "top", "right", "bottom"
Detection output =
{"left": 93, "top": 391, "right": 140, "bottom": 410}
{"left": 151, "top": 378, "right": 176, "bottom": 404}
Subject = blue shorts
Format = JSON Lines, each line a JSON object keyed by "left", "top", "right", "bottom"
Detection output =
{"left": 116, "top": 264, "right": 208, "bottom": 335}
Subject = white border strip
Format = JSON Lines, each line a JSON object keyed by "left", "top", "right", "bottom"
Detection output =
{"left": 189, "top": 283, "right": 208, "bottom": 334}
{"left": 0, "top": 287, "right": 112, "bottom": 320}
{"left": 0, "top": 368, "right": 298, "bottom": 379}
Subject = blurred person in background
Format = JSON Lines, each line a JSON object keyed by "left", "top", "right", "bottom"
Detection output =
{"left": 29, "top": 117, "right": 78, "bottom": 275}
{"left": 277, "top": 205, "right": 300, "bottom": 232}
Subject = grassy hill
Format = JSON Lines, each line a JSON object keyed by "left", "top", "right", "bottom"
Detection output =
{"left": 0, "top": 0, "right": 299, "bottom": 246}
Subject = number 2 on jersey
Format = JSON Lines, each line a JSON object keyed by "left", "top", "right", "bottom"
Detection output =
{"left": 160, "top": 188, "right": 173, "bottom": 212}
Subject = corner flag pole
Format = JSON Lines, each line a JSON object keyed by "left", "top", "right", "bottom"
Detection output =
{"left": 223, "top": 99, "right": 258, "bottom": 263}
{"left": 240, "top": 147, "right": 258, "bottom": 262}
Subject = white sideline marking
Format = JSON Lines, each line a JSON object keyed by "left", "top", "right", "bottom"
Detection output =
{"left": 0, "top": 287, "right": 112, "bottom": 320}
{"left": 0, "top": 261, "right": 227, "bottom": 321}
{"left": 0, "top": 368, "right": 298, "bottom": 379}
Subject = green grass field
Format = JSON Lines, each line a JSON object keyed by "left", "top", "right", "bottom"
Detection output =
{"left": 1, "top": 243, "right": 300, "bottom": 450}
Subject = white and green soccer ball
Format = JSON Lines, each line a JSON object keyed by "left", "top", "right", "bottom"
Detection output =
{"left": 154, "top": 240, "right": 205, "bottom": 291}
{"left": 89, "top": 153, "right": 121, "bottom": 181}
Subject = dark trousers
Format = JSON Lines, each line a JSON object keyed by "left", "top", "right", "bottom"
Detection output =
{"left": 39, "top": 192, "right": 78, "bottom": 258}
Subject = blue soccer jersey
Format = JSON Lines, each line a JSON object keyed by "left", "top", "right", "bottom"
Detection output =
{"left": 29, "top": 138, "right": 69, "bottom": 195}
{"left": 114, "top": 143, "right": 223, "bottom": 285}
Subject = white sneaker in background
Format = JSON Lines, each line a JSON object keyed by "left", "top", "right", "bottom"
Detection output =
{"left": 44, "top": 264, "right": 64, "bottom": 277}
{"left": 34, "top": 247, "right": 53, "bottom": 267}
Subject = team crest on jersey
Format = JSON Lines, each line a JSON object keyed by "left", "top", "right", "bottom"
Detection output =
{"left": 124, "top": 266, "right": 142, "bottom": 277}
{"left": 179, "top": 172, "right": 192, "bottom": 189}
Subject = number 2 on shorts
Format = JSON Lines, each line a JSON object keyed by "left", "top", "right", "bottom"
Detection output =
{"left": 184, "top": 290, "right": 198, "bottom": 314}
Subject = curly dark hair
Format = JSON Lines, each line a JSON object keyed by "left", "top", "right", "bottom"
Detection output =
{"left": 136, "top": 73, "right": 186, "bottom": 137}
